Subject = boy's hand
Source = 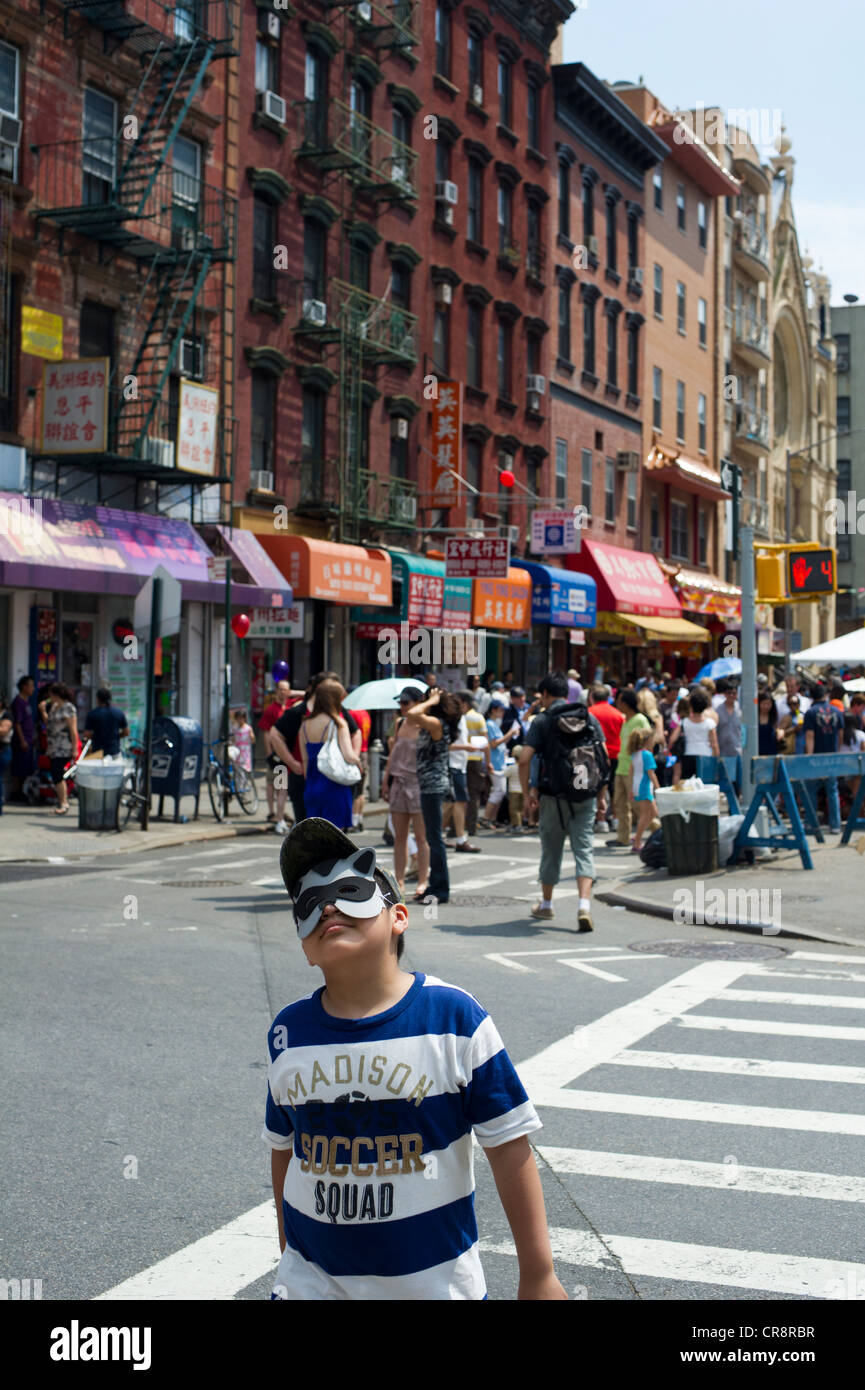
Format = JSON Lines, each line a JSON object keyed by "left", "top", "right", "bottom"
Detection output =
{"left": 518, "top": 1270, "right": 568, "bottom": 1300}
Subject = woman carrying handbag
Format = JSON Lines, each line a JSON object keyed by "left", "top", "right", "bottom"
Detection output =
{"left": 299, "top": 679, "right": 362, "bottom": 830}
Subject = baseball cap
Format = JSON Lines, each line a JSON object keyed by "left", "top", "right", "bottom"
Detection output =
{"left": 488, "top": 696, "right": 505, "bottom": 710}
{"left": 279, "top": 819, "right": 401, "bottom": 938}
{"left": 490, "top": 680, "right": 505, "bottom": 690}
{"left": 395, "top": 685, "right": 425, "bottom": 703}
{"left": 510, "top": 685, "right": 525, "bottom": 697}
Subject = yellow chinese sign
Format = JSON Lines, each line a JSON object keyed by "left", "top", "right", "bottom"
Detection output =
{"left": 22, "top": 307, "right": 63, "bottom": 360}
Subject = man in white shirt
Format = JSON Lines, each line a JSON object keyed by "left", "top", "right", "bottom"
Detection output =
{"left": 442, "top": 693, "right": 482, "bottom": 853}
{"left": 775, "top": 673, "right": 811, "bottom": 721}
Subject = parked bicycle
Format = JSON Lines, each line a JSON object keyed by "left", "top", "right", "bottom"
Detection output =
{"left": 206, "top": 739, "right": 259, "bottom": 820}
{"left": 118, "top": 734, "right": 174, "bottom": 829}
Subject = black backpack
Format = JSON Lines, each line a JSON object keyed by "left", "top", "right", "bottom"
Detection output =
{"left": 537, "top": 702, "right": 610, "bottom": 802}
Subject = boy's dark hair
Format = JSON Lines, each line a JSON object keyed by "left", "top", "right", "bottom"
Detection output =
{"left": 538, "top": 671, "right": 569, "bottom": 699}
{"left": 374, "top": 866, "right": 406, "bottom": 960}
{"left": 617, "top": 688, "right": 639, "bottom": 713}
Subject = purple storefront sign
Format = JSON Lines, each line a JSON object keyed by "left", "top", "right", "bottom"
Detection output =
{"left": 0, "top": 495, "right": 291, "bottom": 607}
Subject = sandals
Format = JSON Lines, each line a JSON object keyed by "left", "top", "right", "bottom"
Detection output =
{"left": 411, "top": 886, "right": 429, "bottom": 902}
{"left": 53, "top": 805, "right": 70, "bottom": 815}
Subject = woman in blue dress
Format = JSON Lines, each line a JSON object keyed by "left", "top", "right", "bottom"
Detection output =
{"left": 299, "top": 679, "right": 363, "bottom": 830}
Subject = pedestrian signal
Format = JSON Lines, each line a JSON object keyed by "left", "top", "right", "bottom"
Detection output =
{"left": 787, "top": 548, "right": 836, "bottom": 596}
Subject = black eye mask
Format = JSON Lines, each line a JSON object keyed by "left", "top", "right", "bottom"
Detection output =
{"left": 291, "top": 848, "right": 397, "bottom": 938}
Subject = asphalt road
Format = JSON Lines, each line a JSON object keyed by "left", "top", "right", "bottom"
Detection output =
{"left": 2, "top": 828, "right": 864, "bottom": 1302}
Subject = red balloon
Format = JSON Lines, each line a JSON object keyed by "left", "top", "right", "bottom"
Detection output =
{"left": 231, "top": 613, "right": 251, "bottom": 639}
{"left": 500, "top": 469, "right": 515, "bottom": 488}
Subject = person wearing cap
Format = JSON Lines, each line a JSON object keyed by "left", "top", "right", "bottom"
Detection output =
{"left": 380, "top": 687, "right": 429, "bottom": 900}
{"left": 265, "top": 820, "right": 566, "bottom": 1302}
{"left": 479, "top": 697, "right": 520, "bottom": 830}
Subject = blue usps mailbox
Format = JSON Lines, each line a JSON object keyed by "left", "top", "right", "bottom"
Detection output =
{"left": 150, "top": 716, "right": 203, "bottom": 822}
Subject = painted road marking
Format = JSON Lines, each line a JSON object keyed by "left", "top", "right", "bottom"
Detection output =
{"left": 676, "top": 1015, "right": 865, "bottom": 1041}
{"left": 559, "top": 960, "right": 627, "bottom": 983}
{"left": 480, "top": 1228, "right": 865, "bottom": 1299}
{"left": 790, "top": 951, "right": 865, "bottom": 965}
{"left": 484, "top": 947, "right": 663, "bottom": 972}
{"left": 526, "top": 1086, "right": 865, "bottom": 1134}
{"left": 537, "top": 1146, "right": 865, "bottom": 1203}
{"left": 721, "top": 987, "right": 865, "bottom": 1010}
{"left": 609, "top": 1049, "right": 865, "bottom": 1085}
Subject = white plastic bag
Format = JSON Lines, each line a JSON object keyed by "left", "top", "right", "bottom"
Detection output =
{"left": 718, "top": 814, "right": 745, "bottom": 865}
{"left": 655, "top": 784, "right": 720, "bottom": 823}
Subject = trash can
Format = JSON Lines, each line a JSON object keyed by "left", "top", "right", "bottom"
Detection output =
{"left": 76, "top": 762, "right": 125, "bottom": 831}
{"left": 655, "top": 785, "right": 720, "bottom": 876}
{"left": 150, "top": 716, "right": 203, "bottom": 822}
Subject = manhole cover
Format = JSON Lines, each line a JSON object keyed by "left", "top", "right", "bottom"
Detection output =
{"left": 629, "top": 939, "right": 789, "bottom": 960}
{"left": 160, "top": 880, "right": 242, "bottom": 888}
{"left": 420, "top": 895, "right": 518, "bottom": 908}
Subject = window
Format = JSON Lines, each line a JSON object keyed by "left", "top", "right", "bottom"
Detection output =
{"left": 251, "top": 372, "right": 276, "bottom": 472}
{"left": 676, "top": 280, "right": 686, "bottom": 334}
{"left": 698, "top": 392, "right": 707, "bottom": 452}
{"left": 433, "top": 308, "right": 449, "bottom": 376}
{"left": 82, "top": 88, "right": 116, "bottom": 205}
{"left": 558, "top": 162, "right": 570, "bottom": 238}
{"left": 650, "top": 490, "right": 660, "bottom": 543}
{"left": 724, "top": 265, "right": 732, "bottom": 309}
{"left": 172, "top": 135, "right": 200, "bottom": 244}
{"left": 435, "top": 3, "right": 450, "bottom": 78}
{"left": 390, "top": 260, "right": 410, "bottom": 310}
{"left": 255, "top": 10, "right": 280, "bottom": 94}
{"left": 676, "top": 380, "right": 685, "bottom": 441}
{"left": 606, "top": 313, "right": 617, "bottom": 387}
{"left": 698, "top": 297, "right": 707, "bottom": 348}
{"left": 435, "top": 136, "right": 451, "bottom": 189}
{"left": 302, "top": 218, "right": 326, "bottom": 301}
{"left": 838, "top": 459, "right": 852, "bottom": 561}
{"left": 527, "top": 202, "right": 542, "bottom": 278}
{"left": 676, "top": 183, "right": 686, "bottom": 231}
{"left": 698, "top": 200, "right": 707, "bottom": 249}
{"left": 466, "top": 302, "right": 482, "bottom": 388}
{"left": 581, "top": 448, "right": 592, "bottom": 514}
{"left": 0, "top": 42, "right": 20, "bottom": 181}
{"left": 627, "top": 213, "right": 638, "bottom": 273}
{"left": 671, "top": 499, "right": 689, "bottom": 560}
{"left": 253, "top": 197, "right": 277, "bottom": 301}
{"left": 652, "top": 366, "right": 662, "bottom": 429}
{"left": 467, "top": 160, "right": 483, "bottom": 242}
{"left": 468, "top": 32, "right": 483, "bottom": 93}
{"left": 626, "top": 471, "right": 637, "bottom": 530}
{"left": 301, "top": 387, "right": 325, "bottom": 461}
{"left": 558, "top": 280, "right": 571, "bottom": 361}
{"left": 627, "top": 321, "right": 639, "bottom": 397}
{"left": 698, "top": 506, "right": 707, "bottom": 565}
{"left": 497, "top": 182, "right": 512, "bottom": 251}
{"left": 498, "top": 470, "right": 511, "bottom": 527}
{"left": 497, "top": 321, "right": 511, "bottom": 398}
{"left": 498, "top": 58, "right": 512, "bottom": 127}
{"left": 80, "top": 300, "right": 114, "bottom": 364}
{"left": 606, "top": 198, "right": 617, "bottom": 272}
{"left": 527, "top": 83, "right": 540, "bottom": 149}
{"left": 349, "top": 79, "right": 372, "bottom": 162}
{"left": 527, "top": 332, "right": 540, "bottom": 378}
{"left": 583, "top": 296, "right": 596, "bottom": 375}
{"left": 392, "top": 104, "right": 410, "bottom": 148}
{"left": 653, "top": 167, "right": 663, "bottom": 211}
{"left": 604, "top": 459, "right": 615, "bottom": 523}
{"left": 555, "top": 439, "right": 567, "bottom": 502}
{"left": 835, "top": 333, "right": 850, "bottom": 373}
{"left": 466, "top": 439, "right": 482, "bottom": 519}
{"left": 838, "top": 397, "right": 851, "bottom": 432}
{"left": 390, "top": 426, "right": 408, "bottom": 480}
{"left": 349, "top": 238, "right": 370, "bottom": 292}
{"left": 583, "top": 178, "right": 594, "bottom": 239}
{"left": 653, "top": 263, "right": 662, "bottom": 317}
{"left": 304, "top": 48, "right": 327, "bottom": 144}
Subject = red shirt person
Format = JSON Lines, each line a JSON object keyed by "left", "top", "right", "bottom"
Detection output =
{"left": 588, "top": 684, "right": 625, "bottom": 831}
{"left": 259, "top": 679, "right": 295, "bottom": 827}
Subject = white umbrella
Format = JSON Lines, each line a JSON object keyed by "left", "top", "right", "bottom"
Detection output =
{"left": 342, "top": 677, "right": 426, "bottom": 711}
{"left": 795, "top": 628, "right": 865, "bottom": 665}
{"left": 843, "top": 677, "right": 865, "bottom": 692}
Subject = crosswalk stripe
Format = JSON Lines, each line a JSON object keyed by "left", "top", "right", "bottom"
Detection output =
{"left": 722, "top": 988, "right": 865, "bottom": 1010}
{"left": 791, "top": 950, "right": 865, "bottom": 964}
{"left": 449, "top": 865, "right": 539, "bottom": 893}
{"left": 559, "top": 959, "right": 627, "bottom": 982}
{"left": 537, "top": 1146, "right": 865, "bottom": 1203}
{"left": 93, "top": 1201, "right": 277, "bottom": 1300}
{"left": 480, "top": 1227, "right": 865, "bottom": 1298}
{"left": 678, "top": 1014, "right": 865, "bottom": 1041}
{"left": 529, "top": 1085, "right": 865, "bottom": 1134}
{"left": 158, "top": 846, "right": 254, "bottom": 864}
{"left": 609, "top": 1048, "right": 865, "bottom": 1085}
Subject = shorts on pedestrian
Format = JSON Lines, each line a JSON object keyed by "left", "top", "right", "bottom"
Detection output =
{"left": 50, "top": 755, "right": 69, "bottom": 783}
{"left": 487, "top": 769, "right": 507, "bottom": 806}
{"left": 388, "top": 775, "right": 421, "bottom": 815}
{"left": 449, "top": 767, "right": 468, "bottom": 803}
{"left": 538, "top": 794, "right": 596, "bottom": 884}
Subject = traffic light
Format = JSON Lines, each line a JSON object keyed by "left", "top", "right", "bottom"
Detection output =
{"left": 787, "top": 547, "right": 836, "bottom": 596}
{"left": 755, "top": 553, "right": 785, "bottom": 603}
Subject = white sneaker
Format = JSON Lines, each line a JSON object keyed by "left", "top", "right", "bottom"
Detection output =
{"left": 274, "top": 819, "right": 290, "bottom": 835}
{"left": 531, "top": 901, "right": 554, "bottom": 920}
{"left": 594, "top": 820, "right": 610, "bottom": 833}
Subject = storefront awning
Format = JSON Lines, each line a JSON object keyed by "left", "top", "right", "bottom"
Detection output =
{"left": 597, "top": 611, "right": 712, "bottom": 642}
{"left": 350, "top": 550, "right": 446, "bottom": 628}
{"left": 257, "top": 534, "right": 392, "bottom": 605}
{"left": 513, "top": 560, "right": 597, "bottom": 628}
{"left": 0, "top": 494, "right": 284, "bottom": 605}
{"left": 471, "top": 567, "right": 532, "bottom": 630}
{"left": 674, "top": 566, "right": 741, "bottom": 621}
{"left": 573, "top": 539, "right": 682, "bottom": 618}
{"left": 208, "top": 525, "right": 292, "bottom": 606}
{"left": 644, "top": 448, "right": 730, "bottom": 501}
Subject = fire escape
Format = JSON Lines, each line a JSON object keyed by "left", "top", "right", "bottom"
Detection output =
{"left": 290, "top": 0, "right": 420, "bottom": 544}
{"left": 29, "top": 0, "right": 238, "bottom": 517}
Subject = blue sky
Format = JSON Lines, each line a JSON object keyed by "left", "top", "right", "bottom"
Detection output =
{"left": 562, "top": 0, "right": 864, "bottom": 306}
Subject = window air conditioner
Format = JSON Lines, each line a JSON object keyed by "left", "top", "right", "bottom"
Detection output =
{"left": 302, "top": 299, "right": 327, "bottom": 325}
{"left": 526, "top": 374, "right": 546, "bottom": 395}
{"left": 507, "top": 525, "right": 520, "bottom": 545}
{"left": 141, "top": 436, "right": 175, "bottom": 469}
{"left": 0, "top": 143, "right": 15, "bottom": 178}
{"left": 394, "top": 494, "right": 417, "bottom": 521}
{"left": 434, "top": 281, "right": 452, "bottom": 306}
{"left": 250, "top": 469, "right": 274, "bottom": 492}
{"left": 441, "top": 205, "right": 455, "bottom": 226}
{"left": 356, "top": 0, "right": 373, "bottom": 20}
{"left": 631, "top": 266, "right": 644, "bottom": 286}
{"left": 616, "top": 450, "right": 640, "bottom": 471}
{"left": 391, "top": 416, "right": 409, "bottom": 440}
{"left": 587, "top": 234, "right": 599, "bottom": 256}
{"left": 258, "top": 90, "right": 286, "bottom": 124}
{"left": 180, "top": 337, "right": 203, "bottom": 378}
{"left": 650, "top": 536, "right": 663, "bottom": 553}
{"left": 435, "top": 180, "right": 459, "bottom": 206}
{"left": 0, "top": 114, "right": 22, "bottom": 148}
{"left": 266, "top": 12, "right": 280, "bottom": 37}
{"left": 472, "top": 85, "right": 484, "bottom": 106}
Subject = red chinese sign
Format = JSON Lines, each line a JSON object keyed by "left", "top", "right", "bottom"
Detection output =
{"left": 406, "top": 573, "right": 445, "bottom": 626}
{"left": 41, "top": 358, "right": 108, "bottom": 453}
{"left": 446, "top": 536, "right": 511, "bottom": 578}
{"left": 430, "top": 382, "right": 463, "bottom": 507}
{"left": 178, "top": 381, "right": 219, "bottom": 476}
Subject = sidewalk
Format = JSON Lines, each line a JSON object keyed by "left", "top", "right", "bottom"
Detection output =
{"left": 0, "top": 798, "right": 390, "bottom": 863}
{"left": 594, "top": 838, "right": 865, "bottom": 949}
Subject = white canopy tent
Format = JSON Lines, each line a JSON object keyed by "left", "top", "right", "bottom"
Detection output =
{"left": 795, "top": 628, "right": 865, "bottom": 665}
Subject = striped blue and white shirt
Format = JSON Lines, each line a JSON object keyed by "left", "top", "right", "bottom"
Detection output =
{"left": 262, "top": 972, "right": 541, "bottom": 1300}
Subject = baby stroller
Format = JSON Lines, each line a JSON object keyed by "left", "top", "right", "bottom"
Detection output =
{"left": 22, "top": 737, "right": 90, "bottom": 805}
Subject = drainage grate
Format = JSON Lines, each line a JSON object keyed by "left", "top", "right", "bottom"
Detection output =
{"left": 160, "top": 880, "right": 243, "bottom": 888}
{"left": 629, "top": 939, "right": 789, "bottom": 960}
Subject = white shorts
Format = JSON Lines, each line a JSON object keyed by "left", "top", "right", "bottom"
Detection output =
{"left": 487, "top": 770, "right": 507, "bottom": 805}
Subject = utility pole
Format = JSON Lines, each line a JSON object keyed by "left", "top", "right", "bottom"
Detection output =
{"left": 223, "top": 556, "right": 232, "bottom": 818}
{"left": 739, "top": 524, "right": 758, "bottom": 808}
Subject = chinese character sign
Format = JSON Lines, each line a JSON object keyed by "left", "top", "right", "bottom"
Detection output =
{"left": 431, "top": 382, "right": 463, "bottom": 507}
{"left": 406, "top": 573, "right": 445, "bottom": 626}
{"left": 445, "top": 536, "right": 510, "bottom": 578}
{"left": 40, "top": 358, "right": 108, "bottom": 453}
{"left": 178, "top": 381, "right": 219, "bottom": 476}
{"left": 531, "top": 510, "right": 579, "bottom": 555}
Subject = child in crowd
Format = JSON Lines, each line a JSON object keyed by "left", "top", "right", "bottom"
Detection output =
{"left": 264, "top": 818, "right": 567, "bottom": 1301}
{"left": 630, "top": 726, "right": 660, "bottom": 852}
{"left": 231, "top": 706, "right": 255, "bottom": 773}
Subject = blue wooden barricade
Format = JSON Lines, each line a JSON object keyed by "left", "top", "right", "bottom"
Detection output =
{"left": 730, "top": 753, "right": 865, "bottom": 870}
{"left": 693, "top": 756, "right": 742, "bottom": 815}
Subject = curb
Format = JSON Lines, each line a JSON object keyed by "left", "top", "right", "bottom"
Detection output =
{"left": 595, "top": 879, "right": 865, "bottom": 951}
{"left": 0, "top": 822, "right": 276, "bottom": 864}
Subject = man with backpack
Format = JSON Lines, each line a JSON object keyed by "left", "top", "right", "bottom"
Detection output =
{"left": 518, "top": 671, "right": 609, "bottom": 932}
